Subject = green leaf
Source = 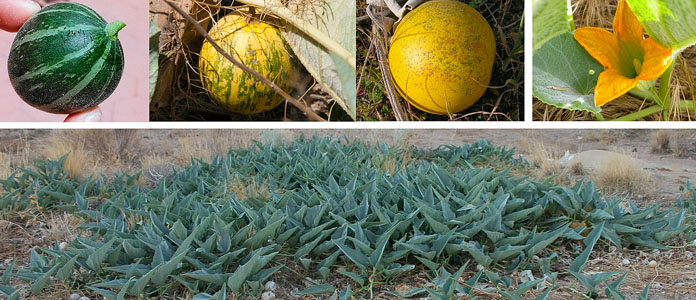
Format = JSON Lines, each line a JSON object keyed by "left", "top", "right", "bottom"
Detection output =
{"left": 151, "top": 250, "right": 187, "bottom": 286}
{"left": 56, "top": 255, "right": 78, "bottom": 281}
{"left": 117, "top": 279, "right": 134, "bottom": 300}
{"left": 88, "top": 287, "right": 117, "bottom": 300}
{"left": 339, "top": 285, "right": 353, "bottom": 300}
{"left": 627, "top": 0, "right": 696, "bottom": 51}
{"left": 130, "top": 267, "right": 156, "bottom": 295}
{"left": 337, "top": 270, "right": 365, "bottom": 286}
{"left": 0, "top": 284, "right": 16, "bottom": 296}
{"left": 282, "top": 0, "right": 356, "bottom": 119}
{"left": 526, "top": 223, "right": 569, "bottom": 258}
{"left": 461, "top": 242, "right": 492, "bottom": 267}
{"left": 370, "top": 222, "right": 399, "bottom": 268}
{"left": 533, "top": 32, "right": 603, "bottom": 113}
{"left": 296, "top": 283, "right": 336, "bottom": 295}
{"left": 490, "top": 245, "right": 528, "bottom": 263}
{"left": 639, "top": 283, "right": 651, "bottom": 300}
{"left": 31, "top": 264, "right": 59, "bottom": 294}
{"left": 244, "top": 217, "right": 284, "bottom": 249}
{"left": 2, "top": 260, "right": 15, "bottom": 284}
{"left": 535, "top": 288, "right": 552, "bottom": 300}
{"left": 227, "top": 248, "right": 277, "bottom": 292}
{"left": 183, "top": 270, "right": 227, "bottom": 286}
{"left": 29, "top": 249, "right": 46, "bottom": 272}
{"left": 571, "top": 222, "right": 605, "bottom": 273}
{"left": 333, "top": 238, "right": 370, "bottom": 269}
{"left": 532, "top": 0, "right": 574, "bottom": 50}
{"left": 87, "top": 239, "right": 116, "bottom": 272}
{"left": 74, "top": 192, "right": 88, "bottom": 211}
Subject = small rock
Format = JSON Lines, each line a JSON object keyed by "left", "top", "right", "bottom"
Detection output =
{"left": 685, "top": 251, "right": 693, "bottom": 259}
{"left": 69, "top": 293, "right": 80, "bottom": 300}
{"left": 59, "top": 242, "right": 69, "bottom": 251}
{"left": 79, "top": 297, "right": 90, "bottom": 300}
{"left": 622, "top": 258, "right": 630, "bottom": 265}
{"left": 476, "top": 264, "right": 484, "bottom": 271}
{"left": 265, "top": 281, "right": 276, "bottom": 291}
{"left": 261, "top": 291, "right": 275, "bottom": 300}
{"left": 649, "top": 260, "right": 658, "bottom": 268}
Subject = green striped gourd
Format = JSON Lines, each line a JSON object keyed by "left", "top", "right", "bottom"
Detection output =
{"left": 199, "top": 13, "right": 294, "bottom": 115}
{"left": 8, "top": 2, "right": 125, "bottom": 115}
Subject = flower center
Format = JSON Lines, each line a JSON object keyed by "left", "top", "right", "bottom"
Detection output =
{"left": 632, "top": 58, "right": 642, "bottom": 75}
{"left": 618, "top": 41, "right": 644, "bottom": 78}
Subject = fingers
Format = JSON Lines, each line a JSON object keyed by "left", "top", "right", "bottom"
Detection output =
{"left": 64, "top": 106, "right": 102, "bottom": 122}
{"left": 0, "top": 0, "right": 41, "bottom": 32}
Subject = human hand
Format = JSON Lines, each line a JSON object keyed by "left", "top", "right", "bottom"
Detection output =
{"left": 0, "top": 0, "right": 41, "bottom": 32}
{"left": 63, "top": 106, "right": 102, "bottom": 122}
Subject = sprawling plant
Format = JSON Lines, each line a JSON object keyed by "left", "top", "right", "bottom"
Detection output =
{"left": 0, "top": 138, "right": 692, "bottom": 299}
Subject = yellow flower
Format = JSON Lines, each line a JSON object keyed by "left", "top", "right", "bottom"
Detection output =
{"left": 574, "top": 0, "right": 673, "bottom": 106}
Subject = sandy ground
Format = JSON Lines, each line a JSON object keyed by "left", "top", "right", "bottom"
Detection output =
{"left": 0, "top": 129, "right": 694, "bottom": 299}
{"left": 0, "top": 0, "right": 149, "bottom": 122}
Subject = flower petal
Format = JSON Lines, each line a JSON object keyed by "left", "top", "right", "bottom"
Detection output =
{"left": 574, "top": 27, "right": 622, "bottom": 69}
{"left": 594, "top": 68, "right": 640, "bottom": 106}
{"left": 614, "top": 0, "right": 644, "bottom": 46}
{"left": 637, "top": 38, "right": 673, "bottom": 81}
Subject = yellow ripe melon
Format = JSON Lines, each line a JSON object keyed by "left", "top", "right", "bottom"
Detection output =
{"left": 388, "top": 0, "right": 496, "bottom": 115}
{"left": 199, "top": 14, "right": 294, "bottom": 115}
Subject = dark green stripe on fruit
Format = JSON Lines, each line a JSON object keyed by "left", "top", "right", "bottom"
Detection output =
{"left": 7, "top": 2, "right": 125, "bottom": 114}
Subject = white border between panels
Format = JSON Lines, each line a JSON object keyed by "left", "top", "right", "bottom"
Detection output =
{"left": 0, "top": 121, "right": 695, "bottom": 129}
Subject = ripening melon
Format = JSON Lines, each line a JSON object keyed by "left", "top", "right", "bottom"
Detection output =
{"left": 199, "top": 14, "right": 294, "bottom": 115}
{"left": 388, "top": 0, "right": 496, "bottom": 115}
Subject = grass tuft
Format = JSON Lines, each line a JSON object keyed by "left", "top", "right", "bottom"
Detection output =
{"left": 593, "top": 152, "right": 654, "bottom": 196}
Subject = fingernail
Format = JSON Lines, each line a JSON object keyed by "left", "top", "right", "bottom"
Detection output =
{"left": 83, "top": 109, "right": 102, "bottom": 122}
{"left": 13, "top": 0, "right": 41, "bottom": 14}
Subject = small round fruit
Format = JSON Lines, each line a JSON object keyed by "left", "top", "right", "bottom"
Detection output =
{"left": 199, "top": 14, "right": 294, "bottom": 115}
{"left": 388, "top": 0, "right": 496, "bottom": 115}
{"left": 8, "top": 3, "right": 125, "bottom": 115}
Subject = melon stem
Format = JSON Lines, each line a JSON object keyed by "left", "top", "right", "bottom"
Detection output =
{"left": 105, "top": 21, "right": 126, "bottom": 41}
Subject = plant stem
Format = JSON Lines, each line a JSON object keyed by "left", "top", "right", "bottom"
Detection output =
{"left": 593, "top": 112, "right": 605, "bottom": 121}
{"left": 612, "top": 105, "right": 662, "bottom": 121}
{"left": 105, "top": 21, "right": 126, "bottom": 41}
{"left": 659, "top": 62, "right": 675, "bottom": 120}
{"left": 628, "top": 88, "right": 656, "bottom": 102}
{"left": 628, "top": 86, "right": 662, "bottom": 105}
{"left": 679, "top": 100, "right": 695, "bottom": 111}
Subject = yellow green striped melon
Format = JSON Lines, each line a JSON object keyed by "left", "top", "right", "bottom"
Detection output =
{"left": 199, "top": 14, "right": 294, "bottom": 115}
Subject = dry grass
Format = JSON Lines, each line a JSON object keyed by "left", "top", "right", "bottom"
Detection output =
{"left": 39, "top": 212, "right": 82, "bottom": 245}
{"left": 648, "top": 130, "right": 696, "bottom": 158}
{"left": 373, "top": 147, "right": 416, "bottom": 175}
{"left": 227, "top": 175, "right": 272, "bottom": 203}
{"left": 0, "top": 135, "right": 33, "bottom": 183}
{"left": 650, "top": 130, "right": 673, "bottom": 154}
{"left": 593, "top": 152, "right": 654, "bottom": 196}
{"left": 0, "top": 152, "right": 11, "bottom": 181}
{"left": 39, "top": 133, "right": 97, "bottom": 179}
{"left": 526, "top": 142, "right": 563, "bottom": 178}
